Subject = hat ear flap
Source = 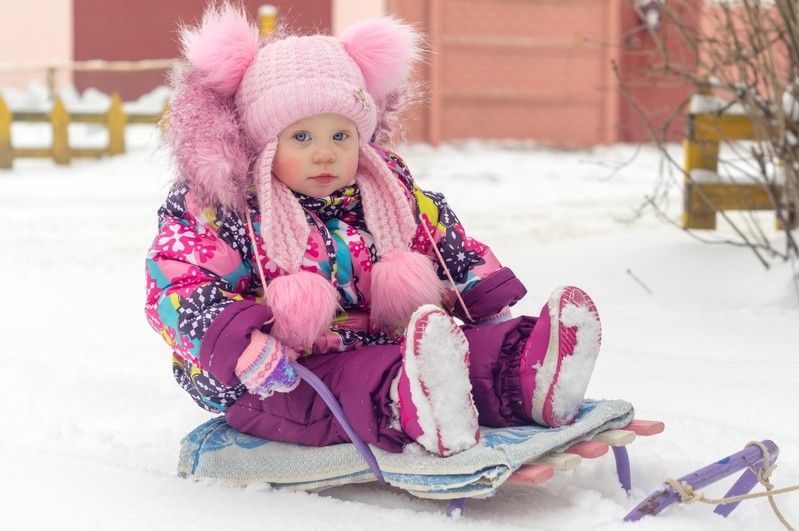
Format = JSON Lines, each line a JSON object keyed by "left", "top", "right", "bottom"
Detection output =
{"left": 340, "top": 17, "right": 422, "bottom": 101}
{"left": 165, "top": 3, "right": 260, "bottom": 213}
{"left": 180, "top": 2, "right": 260, "bottom": 96}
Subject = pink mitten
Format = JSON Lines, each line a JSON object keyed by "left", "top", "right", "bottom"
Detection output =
{"left": 235, "top": 330, "right": 300, "bottom": 398}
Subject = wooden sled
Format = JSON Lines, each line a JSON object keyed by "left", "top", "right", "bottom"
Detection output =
{"left": 179, "top": 362, "right": 791, "bottom": 524}
{"left": 179, "top": 362, "right": 663, "bottom": 515}
{"left": 289, "top": 363, "right": 785, "bottom": 521}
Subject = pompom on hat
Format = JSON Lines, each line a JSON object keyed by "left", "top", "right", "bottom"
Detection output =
{"left": 165, "top": 3, "right": 442, "bottom": 350}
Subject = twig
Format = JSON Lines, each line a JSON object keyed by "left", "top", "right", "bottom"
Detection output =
{"left": 626, "top": 269, "right": 653, "bottom": 294}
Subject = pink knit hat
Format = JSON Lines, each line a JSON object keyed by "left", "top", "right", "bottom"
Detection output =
{"left": 165, "top": 3, "right": 442, "bottom": 350}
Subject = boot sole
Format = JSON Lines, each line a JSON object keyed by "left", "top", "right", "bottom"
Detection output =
{"left": 403, "top": 305, "right": 479, "bottom": 456}
{"left": 531, "top": 287, "right": 601, "bottom": 427}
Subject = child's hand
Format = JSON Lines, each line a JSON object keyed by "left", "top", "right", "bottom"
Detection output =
{"left": 235, "top": 330, "right": 300, "bottom": 398}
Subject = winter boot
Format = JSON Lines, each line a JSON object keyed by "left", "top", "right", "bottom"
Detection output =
{"left": 396, "top": 305, "right": 480, "bottom": 456}
{"left": 520, "top": 286, "right": 602, "bottom": 428}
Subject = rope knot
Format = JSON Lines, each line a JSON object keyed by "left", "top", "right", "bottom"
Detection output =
{"left": 661, "top": 442, "right": 796, "bottom": 531}
{"left": 746, "top": 440, "right": 776, "bottom": 490}
{"left": 665, "top": 479, "right": 705, "bottom": 504}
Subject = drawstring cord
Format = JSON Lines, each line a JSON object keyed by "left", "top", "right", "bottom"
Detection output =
{"left": 419, "top": 215, "right": 473, "bottom": 322}
{"left": 245, "top": 209, "right": 274, "bottom": 326}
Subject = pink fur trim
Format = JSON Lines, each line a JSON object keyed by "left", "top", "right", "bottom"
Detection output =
{"left": 370, "top": 250, "right": 443, "bottom": 330}
{"left": 180, "top": 2, "right": 260, "bottom": 97}
{"left": 165, "top": 70, "right": 252, "bottom": 213}
{"left": 340, "top": 17, "right": 421, "bottom": 101}
{"left": 266, "top": 271, "right": 340, "bottom": 350}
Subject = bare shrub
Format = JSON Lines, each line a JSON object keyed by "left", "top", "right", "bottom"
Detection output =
{"left": 616, "top": 0, "right": 799, "bottom": 281}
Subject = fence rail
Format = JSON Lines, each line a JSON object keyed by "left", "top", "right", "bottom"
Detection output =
{"left": 682, "top": 98, "right": 796, "bottom": 230}
{"left": 0, "top": 5, "right": 281, "bottom": 168}
{"left": 0, "top": 93, "right": 165, "bottom": 168}
{"left": 0, "top": 59, "right": 177, "bottom": 101}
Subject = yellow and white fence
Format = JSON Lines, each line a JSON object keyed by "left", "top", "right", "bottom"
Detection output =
{"left": 683, "top": 90, "right": 797, "bottom": 230}
{"left": 0, "top": 59, "right": 172, "bottom": 169}
{"left": 0, "top": 93, "right": 168, "bottom": 168}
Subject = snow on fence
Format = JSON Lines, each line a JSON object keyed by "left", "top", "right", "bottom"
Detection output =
{"left": 0, "top": 3, "right": 282, "bottom": 169}
{"left": 683, "top": 87, "right": 796, "bottom": 230}
{"left": 0, "top": 59, "right": 173, "bottom": 168}
{"left": 0, "top": 93, "right": 166, "bottom": 168}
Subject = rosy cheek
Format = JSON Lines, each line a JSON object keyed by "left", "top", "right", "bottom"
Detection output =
{"left": 273, "top": 156, "right": 302, "bottom": 182}
{"left": 343, "top": 152, "right": 359, "bottom": 180}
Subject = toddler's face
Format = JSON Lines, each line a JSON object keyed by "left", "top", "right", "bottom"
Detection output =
{"left": 273, "top": 113, "right": 359, "bottom": 198}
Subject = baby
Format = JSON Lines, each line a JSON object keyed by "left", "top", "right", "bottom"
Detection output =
{"left": 145, "top": 4, "right": 602, "bottom": 456}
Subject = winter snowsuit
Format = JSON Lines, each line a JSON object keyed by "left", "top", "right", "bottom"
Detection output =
{"left": 145, "top": 148, "right": 537, "bottom": 453}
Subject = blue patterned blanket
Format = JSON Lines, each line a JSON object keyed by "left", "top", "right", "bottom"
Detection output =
{"left": 178, "top": 398, "right": 634, "bottom": 499}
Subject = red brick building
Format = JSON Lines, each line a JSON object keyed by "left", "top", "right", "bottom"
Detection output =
{"left": 67, "top": 0, "right": 699, "bottom": 146}
{"left": 71, "top": 0, "right": 331, "bottom": 102}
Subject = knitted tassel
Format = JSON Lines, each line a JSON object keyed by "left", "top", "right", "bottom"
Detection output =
{"left": 254, "top": 144, "right": 311, "bottom": 273}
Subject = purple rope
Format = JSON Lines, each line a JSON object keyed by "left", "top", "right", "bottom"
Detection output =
{"left": 289, "top": 361, "right": 387, "bottom": 485}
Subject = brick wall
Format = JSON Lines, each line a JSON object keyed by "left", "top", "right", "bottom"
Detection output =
{"left": 72, "top": 0, "right": 332, "bottom": 100}
{"left": 389, "top": 0, "right": 698, "bottom": 145}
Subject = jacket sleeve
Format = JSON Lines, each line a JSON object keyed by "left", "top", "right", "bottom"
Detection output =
{"left": 144, "top": 183, "right": 272, "bottom": 387}
{"left": 382, "top": 150, "right": 527, "bottom": 322}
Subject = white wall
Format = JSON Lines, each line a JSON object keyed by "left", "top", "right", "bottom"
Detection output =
{"left": 0, "top": 0, "right": 73, "bottom": 91}
{"left": 332, "top": 0, "right": 386, "bottom": 35}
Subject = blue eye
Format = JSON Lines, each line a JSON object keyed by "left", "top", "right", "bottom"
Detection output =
{"left": 292, "top": 132, "right": 310, "bottom": 142}
{"left": 333, "top": 131, "right": 349, "bottom": 141}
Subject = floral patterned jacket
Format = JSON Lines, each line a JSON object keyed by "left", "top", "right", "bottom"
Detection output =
{"left": 145, "top": 148, "right": 527, "bottom": 412}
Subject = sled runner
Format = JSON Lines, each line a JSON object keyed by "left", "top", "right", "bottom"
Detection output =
{"left": 625, "top": 439, "right": 784, "bottom": 522}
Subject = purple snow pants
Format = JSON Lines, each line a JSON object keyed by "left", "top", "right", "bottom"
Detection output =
{"left": 224, "top": 316, "right": 536, "bottom": 453}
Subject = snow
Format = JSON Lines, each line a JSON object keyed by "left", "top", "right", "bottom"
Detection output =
{"left": 407, "top": 306, "right": 478, "bottom": 456}
{"left": 1, "top": 90, "right": 798, "bottom": 530}
{"left": 688, "top": 93, "right": 745, "bottom": 115}
{"left": 1, "top": 80, "right": 171, "bottom": 114}
{"left": 550, "top": 297, "right": 602, "bottom": 426}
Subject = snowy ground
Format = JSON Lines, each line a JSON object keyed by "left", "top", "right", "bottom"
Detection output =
{"left": 1, "top": 119, "right": 797, "bottom": 530}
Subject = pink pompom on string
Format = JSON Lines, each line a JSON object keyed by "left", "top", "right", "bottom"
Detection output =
{"left": 180, "top": 2, "right": 260, "bottom": 96}
{"left": 340, "top": 17, "right": 422, "bottom": 101}
{"left": 266, "top": 270, "right": 340, "bottom": 351}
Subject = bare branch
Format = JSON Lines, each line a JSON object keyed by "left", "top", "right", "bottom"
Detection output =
{"left": 616, "top": 0, "right": 799, "bottom": 287}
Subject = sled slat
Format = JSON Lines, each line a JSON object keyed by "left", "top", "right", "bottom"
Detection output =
{"left": 507, "top": 464, "right": 554, "bottom": 485}
{"left": 564, "top": 440, "right": 609, "bottom": 459}
{"left": 591, "top": 429, "right": 636, "bottom": 446}
{"left": 534, "top": 452, "right": 582, "bottom": 470}
{"left": 623, "top": 420, "right": 665, "bottom": 437}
